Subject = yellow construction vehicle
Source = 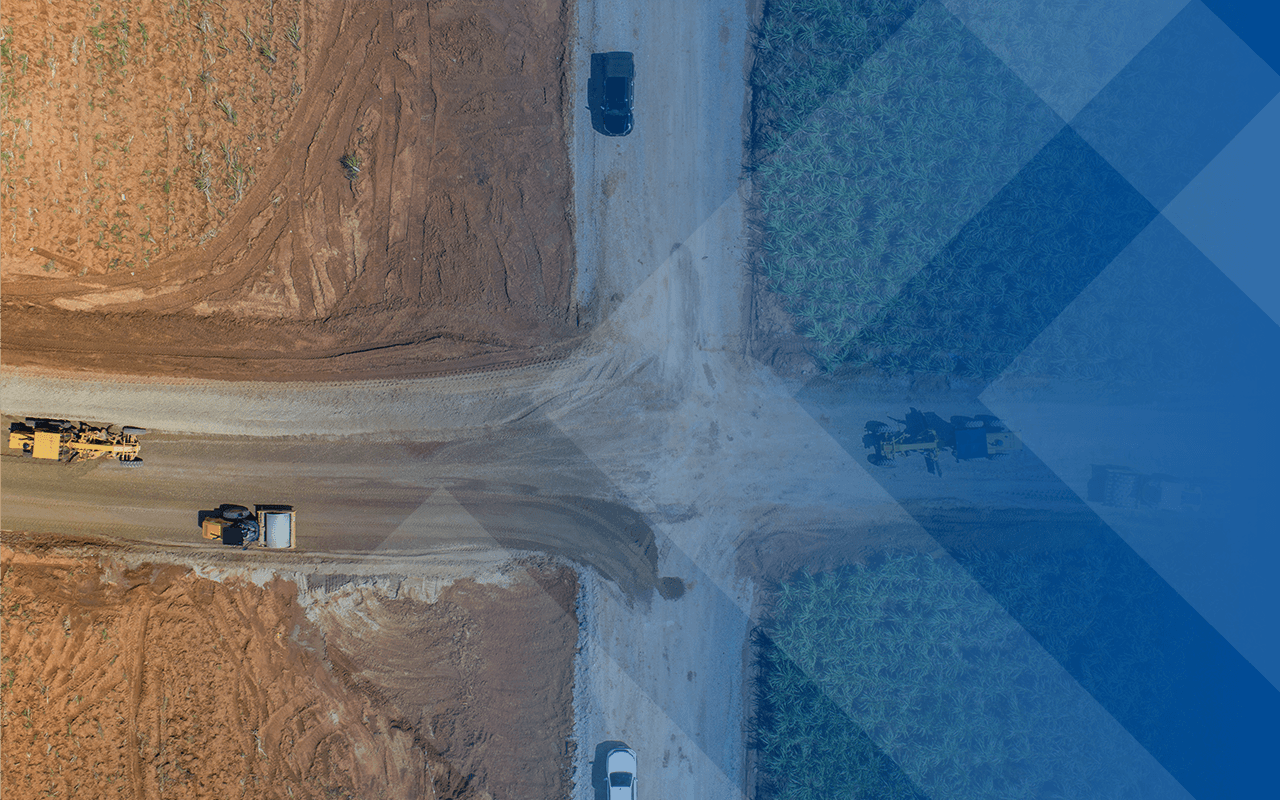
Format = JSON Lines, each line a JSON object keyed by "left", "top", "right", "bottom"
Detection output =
{"left": 202, "top": 504, "right": 296, "bottom": 549}
{"left": 864, "top": 408, "right": 1021, "bottom": 475}
{"left": 8, "top": 418, "right": 146, "bottom": 466}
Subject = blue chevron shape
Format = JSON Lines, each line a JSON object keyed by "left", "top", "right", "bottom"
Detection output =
{"left": 1202, "top": 0, "right": 1280, "bottom": 74}
{"left": 854, "top": 125, "right": 1157, "bottom": 379}
{"left": 1069, "top": 0, "right": 1279, "bottom": 210}
{"left": 751, "top": 1, "right": 1280, "bottom": 796}
{"left": 799, "top": 95, "right": 1280, "bottom": 800}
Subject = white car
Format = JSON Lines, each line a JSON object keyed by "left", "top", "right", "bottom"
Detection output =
{"left": 606, "top": 747, "right": 638, "bottom": 800}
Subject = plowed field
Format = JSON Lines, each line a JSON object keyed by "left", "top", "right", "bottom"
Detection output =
{"left": 0, "top": 0, "right": 579, "bottom": 380}
{"left": 0, "top": 536, "right": 579, "bottom": 800}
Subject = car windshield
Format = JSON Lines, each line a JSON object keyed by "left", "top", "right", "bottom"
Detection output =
{"left": 609, "top": 771, "right": 633, "bottom": 787}
{"left": 604, "top": 111, "right": 632, "bottom": 134}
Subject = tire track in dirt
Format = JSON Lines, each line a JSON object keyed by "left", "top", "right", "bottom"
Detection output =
{"left": 126, "top": 600, "right": 152, "bottom": 800}
{"left": 0, "top": 326, "right": 588, "bottom": 383}
{"left": 3, "top": 1, "right": 310, "bottom": 279}
{"left": 3, "top": 0, "right": 578, "bottom": 382}
{"left": 2, "top": 536, "right": 585, "bottom": 800}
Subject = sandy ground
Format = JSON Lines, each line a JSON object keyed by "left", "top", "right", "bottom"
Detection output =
{"left": 1, "top": 0, "right": 578, "bottom": 380}
{"left": 0, "top": 534, "right": 578, "bottom": 800}
{"left": 4, "top": 1, "right": 1241, "bottom": 799}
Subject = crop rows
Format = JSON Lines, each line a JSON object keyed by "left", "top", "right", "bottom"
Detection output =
{"left": 752, "top": 550, "right": 1180, "bottom": 799}
{"left": 0, "top": 0, "right": 304, "bottom": 274}
{"left": 749, "top": 0, "right": 1169, "bottom": 383}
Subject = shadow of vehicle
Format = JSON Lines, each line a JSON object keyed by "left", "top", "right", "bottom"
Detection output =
{"left": 587, "top": 53, "right": 607, "bottom": 134}
{"left": 1088, "top": 465, "right": 1205, "bottom": 511}
{"left": 592, "top": 740, "right": 632, "bottom": 800}
{"left": 197, "top": 504, "right": 248, "bottom": 529}
{"left": 197, "top": 504, "right": 261, "bottom": 547}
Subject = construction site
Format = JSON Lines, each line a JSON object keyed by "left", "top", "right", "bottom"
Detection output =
{"left": 3, "top": 0, "right": 593, "bottom": 797}
{"left": 4, "top": 0, "right": 1272, "bottom": 798}
{"left": 1, "top": 0, "right": 579, "bottom": 380}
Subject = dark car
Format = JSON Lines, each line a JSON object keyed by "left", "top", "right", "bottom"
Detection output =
{"left": 600, "top": 51, "right": 634, "bottom": 136}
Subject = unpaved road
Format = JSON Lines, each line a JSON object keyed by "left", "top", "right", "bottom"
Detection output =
{"left": 0, "top": 415, "right": 661, "bottom": 598}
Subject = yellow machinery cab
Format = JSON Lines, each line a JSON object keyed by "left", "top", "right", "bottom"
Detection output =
{"left": 201, "top": 517, "right": 231, "bottom": 540}
{"left": 7, "top": 429, "right": 64, "bottom": 460}
{"left": 32, "top": 431, "right": 62, "bottom": 460}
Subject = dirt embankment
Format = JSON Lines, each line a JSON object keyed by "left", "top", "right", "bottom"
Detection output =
{"left": 0, "top": 538, "right": 579, "bottom": 800}
{"left": 312, "top": 564, "right": 580, "bottom": 799}
{"left": 1, "top": 0, "right": 579, "bottom": 380}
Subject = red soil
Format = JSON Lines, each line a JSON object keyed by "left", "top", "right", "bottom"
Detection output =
{"left": 0, "top": 0, "right": 580, "bottom": 380}
{"left": 0, "top": 537, "right": 579, "bottom": 800}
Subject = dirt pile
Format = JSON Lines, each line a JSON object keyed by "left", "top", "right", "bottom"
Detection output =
{"left": 0, "top": 537, "right": 579, "bottom": 800}
{"left": 1, "top": 0, "right": 579, "bottom": 380}
{"left": 309, "top": 563, "right": 580, "bottom": 799}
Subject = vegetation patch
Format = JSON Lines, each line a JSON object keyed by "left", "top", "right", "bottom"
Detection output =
{"left": 753, "top": 549, "right": 1181, "bottom": 799}
{"left": 749, "top": 0, "right": 1170, "bottom": 382}
{"left": 0, "top": 0, "right": 304, "bottom": 275}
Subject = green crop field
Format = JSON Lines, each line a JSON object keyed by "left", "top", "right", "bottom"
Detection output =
{"left": 752, "top": 549, "right": 1182, "bottom": 799}
{"left": 748, "top": 0, "right": 1213, "bottom": 383}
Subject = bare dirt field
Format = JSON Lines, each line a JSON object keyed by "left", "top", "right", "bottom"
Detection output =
{"left": 1, "top": 0, "right": 579, "bottom": 380}
{"left": 0, "top": 534, "right": 578, "bottom": 800}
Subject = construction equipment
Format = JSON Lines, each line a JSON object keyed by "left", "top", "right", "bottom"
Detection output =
{"left": 1090, "top": 466, "right": 1203, "bottom": 511}
{"left": 864, "top": 408, "right": 1021, "bottom": 475}
{"left": 8, "top": 418, "right": 146, "bottom": 466}
{"left": 202, "top": 505, "right": 296, "bottom": 550}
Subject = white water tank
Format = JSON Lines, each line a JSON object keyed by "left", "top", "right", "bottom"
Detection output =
{"left": 262, "top": 511, "right": 295, "bottom": 549}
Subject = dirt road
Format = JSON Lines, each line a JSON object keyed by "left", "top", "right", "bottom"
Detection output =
{"left": 0, "top": 415, "right": 661, "bottom": 598}
{"left": 5, "top": 0, "right": 763, "bottom": 794}
{"left": 0, "top": 2, "right": 1122, "bottom": 798}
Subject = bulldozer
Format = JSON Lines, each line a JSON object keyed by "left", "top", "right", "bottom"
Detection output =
{"left": 864, "top": 408, "right": 1021, "bottom": 475}
{"left": 8, "top": 418, "right": 146, "bottom": 466}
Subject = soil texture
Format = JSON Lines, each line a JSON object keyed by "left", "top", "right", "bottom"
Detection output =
{"left": 311, "top": 561, "right": 580, "bottom": 800}
{"left": 0, "top": 536, "right": 579, "bottom": 800}
{"left": 1, "top": 0, "right": 578, "bottom": 380}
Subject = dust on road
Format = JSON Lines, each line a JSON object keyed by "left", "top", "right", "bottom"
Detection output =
{"left": 0, "top": 415, "right": 664, "bottom": 599}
